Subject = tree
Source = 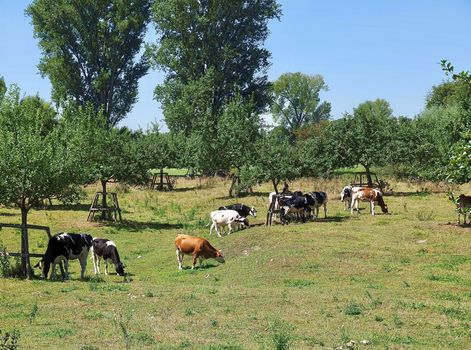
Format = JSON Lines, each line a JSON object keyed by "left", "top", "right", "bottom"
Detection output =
{"left": 148, "top": 0, "right": 280, "bottom": 171}
{"left": 139, "top": 128, "right": 176, "bottom": 190}
{"left": 271, "top": 72, "right": 331, "bottom": 135}
{"left": 447, "top": 130, "right": 471, "bottom": 184}
{"left": 246, "top": 132, "right": 301, "bottom": 193}
{"left": 27, "top": 0, "right": 151, "bottom": 127}
{"left": 0, "top": 87, "right": 86, "bottom": 278}
{"left": 80, "top": 118, "right": 148, "bottom": 219}
{"left": 217, "top": 95, "right": 261, "bottom": 196}
{"left": 329, "top": 99, "right": 393, "bottom": 185}
{"left": 0, "top": 76, "right": 6, "bottom": 98}
{"left": 440, "top": 60, "right": 471, "bottom": 183}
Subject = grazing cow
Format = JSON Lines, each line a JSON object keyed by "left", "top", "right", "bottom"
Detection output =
{"left": 351, "top": 187, "right": 388, "bottom": 215}
{"left": 306, "top": 191, "right": 328, "bottom": 218}
{"left": 218, "top": 204, "right": 257, "bottom": 217}
{"left": 209, "top": 210, "right": 249, "bottom": 237}
{"left": 175, "top": 234, "right": 225, "bottom": 270}
{"left": 34, "top": 232, "right": 93, "bottom": 280}
{"left": 340, "top": 185, "right": 353, "bottom": 210}
{"left": 450, "top": 193, "right": 471, "bottom": 224}
{"left": 278, "top": 195, "right": 311, "bottom": 223}
{"left": 91, "top": 238, "right": 125, "bottom": 276}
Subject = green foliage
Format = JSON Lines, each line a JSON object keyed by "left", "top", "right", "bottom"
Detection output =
{"left": 27, "top": 0, "right": 151, "bottom": 127}
{"left": 0, "top": 76, "right": 6, "bottom": 99}
{"left": 447, "top": 130, "right": 471, "bottom": 184}
{"left": 150, "top": 0, "right": 281, "bottom": 133}
{"left": 0, "top": 87, "right": 85, "bottom": 209}
{"left": 344, "top": 301, "right": 362, "bottom": 316}
{"left": 269, "top": 319, "right": 293, "bottom": 350}
{"left": 242, "top": 132, "right": 301, "bottom": 192}
{"left": 271, "top": 72, "right": 331, "bottom": 133}
{"left": 149, "top": 0, "right": 280, "bottom": 173}
{"left": 0, "top": 329, "right": 20, "bottom": 350}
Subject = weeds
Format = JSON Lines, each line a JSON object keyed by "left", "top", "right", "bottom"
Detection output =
{"left": 28, "top": 303, "right": 38, "bottom": 324}
{"left": 344, "top": 301, "right": 362, "bottom": 316}
{"left": 0, "top": 329, "right": 20, "bottom": 350}
{"left": 269, "top": 319, "right": 293, "bottom": 350}
{"left": 416, "top": 210, "right": 434, "bottom": 221}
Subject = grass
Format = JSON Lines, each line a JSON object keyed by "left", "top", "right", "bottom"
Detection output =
{"left": 0, "top": 177, "right": 470, "bottom": 349}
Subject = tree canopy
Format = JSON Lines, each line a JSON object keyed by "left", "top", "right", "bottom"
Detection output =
{"left": 271, "top": 72, "right": 331, "bottom": 134}
{"left": 27, "top": 0, "right": 151, "bottom": 127}
{"left": 0, "top": 87, "right": 88, "bottom": 277}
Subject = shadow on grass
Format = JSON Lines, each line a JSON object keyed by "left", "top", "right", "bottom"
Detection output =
{"left": 0, "top": 212, "right": 18, "bottom": 216}
{"left": 385, "top": 191, "right": 432, "bottom": 197}
{"left": 215, "top": 191, "right": 272, "bottom": 200}
{"left": 35, "top": 203, "right": 91, "bottom": 211}
{"left": 104, "top": 219, "right": 184, "bottom": 232}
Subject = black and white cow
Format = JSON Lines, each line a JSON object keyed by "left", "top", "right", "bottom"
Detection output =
{"left": 218, "top": 204, "right": 257, "bottom": 218}
{"left": 340, "top": 185, "right": 353, "bottom": 210}
{"left": 34, "top": 232, "right": 93, "bottom": 280}
{"left": 91, "top": 238, "right": 125, "bottom": 276}
{"left": 278, "top": 195, "right": 311, "bottom": 224}
{"left": 306, "top": 192, "right": 328, "bottom": 218}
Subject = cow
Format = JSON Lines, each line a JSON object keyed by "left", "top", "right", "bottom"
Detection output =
{"left": 268, "top": 192, "right": 281, "bottom": 220}
{"left": 278, "top": 195, "right": 311, "bottom": 223}
{"left": 209, "top": 210, "right": 249, "bottom": 237}
{"left": 34, "top": 232, "right": 93, "bottom": 280}
{"left": 218, "top": 204, "right": 257, "bottom": 218}
{"left": 449, "top": 193, "right": 471, "bottom": 224}
{"left": 306, "top": 191, "right": 328, "bottom": 218}
{"left": 91, "top": 238, "right": 125, "bottom": 276}
{"left": 175, "top": 234, "right": 225, "bottom": 270}
{"left": 351, "top": 187, "right": 388, "bottom": 215}
{"left": 340, "top": 185, "right": 353, "bottom": 210}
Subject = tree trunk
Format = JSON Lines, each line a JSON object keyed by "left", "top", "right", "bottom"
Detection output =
{"left": 364, "top": 165, "right": 373, "bottom": 187}
{"left": 20, "top": 203, "right": 32, "bottom": 279}
{"left": 159, "top": 168, "right": 164, "bottom": 191}
{"left": 101, "top": 180, "right": 109, "bottom": 220}
{"left": 272, "top": 179, "right": 279, "bottom": 194}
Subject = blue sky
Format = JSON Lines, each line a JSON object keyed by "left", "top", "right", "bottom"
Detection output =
{"left": 1, "top": 1, "right": 470, "bottom": 130}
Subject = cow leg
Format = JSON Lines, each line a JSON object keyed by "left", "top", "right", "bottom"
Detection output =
{"left": 176, "top": 249, "right": 184, "bottom": 270}
{"left": 371, "top": 201, "right": 375, "bottom": 216}
{"left": 351, "top": 199, "right": 356, "bottom": 215}
{"left": 50, "top": 263, "right": 56, "bottom": 280}
{"left": 198, "top": 256, "right": 203, "bottom": 269}
{"left": 209, "top": 222, "right": 214, "bottom": 235}
{"left": 192, "top": 254, "right": 198, "bottom": 269}
{"left": 324, "top": 203, "right": 327, "bottom": 218}
{"left": 104, "top": 260, "right": 109, "bottom": 275}
{"left": 92, "top": 251, "right": 99, "bottom": 275}
{"left": 215, "top": 224, "right": 222, "bottom": 237}
{"left": 63, "top": 260, "right": 69, "bottom": 280}
{"left": 79, "top": 255, "right": 88, "bottom": 279}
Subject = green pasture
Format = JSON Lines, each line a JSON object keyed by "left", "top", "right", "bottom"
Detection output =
{"left": 0, "top": 178, "right": 470, "bottom": 349}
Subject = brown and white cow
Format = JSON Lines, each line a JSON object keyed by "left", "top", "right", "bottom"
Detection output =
{"left": 175, "top": 234, "right": 225, "bottom": 270}
{"left": 351, "top": 187, "right": 388, "bottom": 215}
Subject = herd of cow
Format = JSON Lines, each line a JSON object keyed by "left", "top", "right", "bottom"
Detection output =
{"left": 33, "top": 185, "right": 394, "bottom": 278}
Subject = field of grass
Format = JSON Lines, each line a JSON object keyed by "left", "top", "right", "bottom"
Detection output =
{"left": 0, "top": 177, "right": 470, "bottom": 349}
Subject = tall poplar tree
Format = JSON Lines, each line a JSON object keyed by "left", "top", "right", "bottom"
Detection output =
{"left": 149, "top": 0, "right": 281, "bottom": 172}
{"left": 27, "top": 0, "right": 151, "bottom": 128}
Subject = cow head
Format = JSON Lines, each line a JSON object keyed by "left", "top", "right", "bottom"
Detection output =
{"left": 249, "top": 207, "right": 257, "bottom": 217}
{"left": 215, "top": 250, "right": 225, "bottom": 264}
{"left": 237, "top": 217, "right": 249, "bottom": 227}
{"left": 115, "top": 262, "right": 125, "bottom": 276}
{"left": 340, "top": 186, "right": 352, "bottom": 201}
{"left": 34, "top": 260, "right": 50, "bottom": 279}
